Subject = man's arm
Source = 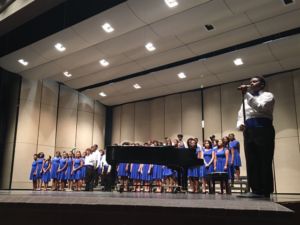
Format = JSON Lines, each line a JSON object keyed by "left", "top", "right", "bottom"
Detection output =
{"left": 237, "top": 104, "right": 244, "bottom": 130}
{"left": 245, "top": 92, "right": 274, "bottom": 112}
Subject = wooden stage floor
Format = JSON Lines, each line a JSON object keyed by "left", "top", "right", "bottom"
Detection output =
{"left": 0, "top": 190, "right": 298, "bottom": 225}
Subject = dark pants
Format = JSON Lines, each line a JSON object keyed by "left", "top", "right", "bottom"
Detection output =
{"left": 85, "top": 166, "right": 94, "bottom": 191}
{"left": 101, "top": 167, "right": 112, "bottom": 191}
{"left": 93, "top": 168, "right": 99, "bottom": 187}
{"left": 244, "top": 126, "right": 275, "bottom": 195}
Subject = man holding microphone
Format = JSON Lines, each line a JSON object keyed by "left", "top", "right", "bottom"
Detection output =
{"left": 237, "top": 76, "right": 275, "bottom": 199}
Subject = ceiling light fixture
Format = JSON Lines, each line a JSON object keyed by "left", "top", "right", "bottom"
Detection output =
{"left": 102, "top": 23, "right": 114, "bottom": 33}
{"left": 99, "top": 59, "right": 109, "bottom": 67}
{"left": 233, "top": 58, "right": 243, "bottom": 66}
{"left": 99, "top": 92, "right": 107, "bottom": 97}
{"left": 177, "top": 72, "right": 186, "bottom": 79}
{"left": 145, "top": 42, "right": 156, "bottom": 52}
{"left": 63, "top": 71, "right": 72, "bottom": 77}
{"left": 133, "top": 83, "right": 141, "bottom": 89}
{"left": 18, "top": 59, "right": 28, "bottom": 66}
{"left": 164, "top": 0, "right": 178, "bottom": 8}
{"left": 55, "top": 43, "right": 66, "bottom": 52}
{"left": 205, "top": 24, "right": 214, "bottom": 31}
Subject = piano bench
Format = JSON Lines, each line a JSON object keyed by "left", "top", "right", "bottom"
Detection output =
{"left": 207, "top": 172, "right": 231, "bottom": 194}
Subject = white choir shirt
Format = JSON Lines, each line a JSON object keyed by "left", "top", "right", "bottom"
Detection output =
{"left": 91, "top": 150, "right": 100, "bottom": 169}
{"left": 237, "top": 90, "right": 275, "bottom": 129}
{"left": 84, "top": 154, "right": 94, "bottom": 166}
{"left": 100, "top": 154, "right": 111, "bottom": 173}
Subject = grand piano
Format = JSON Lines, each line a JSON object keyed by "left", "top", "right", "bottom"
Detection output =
{"left": 106, "top": 145, "right": 204, "bottom": 191}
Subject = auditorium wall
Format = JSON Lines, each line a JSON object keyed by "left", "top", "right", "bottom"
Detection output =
{"left": 111, "top": 69, "right": 300, "bottom": 193}
{"left": 11, "top": 78, "right": 106, "bottom": 189}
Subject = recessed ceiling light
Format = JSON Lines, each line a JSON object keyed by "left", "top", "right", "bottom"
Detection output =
{"left": 99, "top": 92, "right": 107, "bottom": 97}
{"left": 99, "top": 59, "right": 109, "bottom": 67}
{"left": 145, "top": 42, "right": 156, "bottom": 52}
{"left": 133, "top": 83, "right": 141, "bottom": 89}
{"left": 282, "top": 0, "right": 294, "bottom": 6}
{"left": 18, "top": 59, "right": 28, "bottom": 66}
{"left": 164, "top": 0, "right": 178, "bottom": 8}
{"left": 205, "top": 24, "right": 214, "bottom": 31}
{"left": 177, "top": 72, "right": 186, "bottom": 79}
{"left": 233, "top": 58, "right": 243, "bottom": 66}
{"left": 63, "top": 71, "right": 72, "bottom": 77}
{"left": 55, "top": 43, "right": 66, "bottom": 52}
{"left": 102, "top": 23, "right": 114, "bottom": 33}
{"left": 200, "top": 85, "right": 204, "bottom": 89}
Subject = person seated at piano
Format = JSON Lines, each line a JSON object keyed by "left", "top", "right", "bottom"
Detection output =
{"left": 202, "top": 140, "right": 215, "bottom": 193}
{"left": 177, "top": 134, "right": 187, "bottom": 148}
{"left": 173, "top": 139, "right": 179, "bottom": 148}
{"left": 214, "top": 139, "right": 230, "bottom": 192}
{"left": 187, "top": 138, "right": 203, "bottom": 193}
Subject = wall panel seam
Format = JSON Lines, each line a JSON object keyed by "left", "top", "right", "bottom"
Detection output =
{"left": 36, "top": 81, "right": 44, "bottom": 154}
{"left": 74, "top": 93, "right": 80, "bottom": 148}
{"left": 9, "top": 76, "right": 22, "bottom": 189}
{"left": 54, "top": 83, "right": 61, "bottom": 154}
{"left": 92, "top": 100, "right": 95, "bottom": 145}
{"left": 292, "top": 75, "right": 300, "bottom": 152}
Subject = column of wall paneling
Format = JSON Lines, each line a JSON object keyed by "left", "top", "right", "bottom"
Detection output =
{"left": 268, "top": 73, "right": 300, "bottom": 193}
{"left": 11, "top": 79, "right": 106, "bottom": 189}
{"left": 150, "top": 98, "right": 165, "bottom": 142}
{"left": 164, "top": 94, "right": 182, "bottom": 141}
{"left": 134, "top": 101, "right": 150, "bottom": 144}
{"left": 12, "top": 79, "right": 43, "bottom": 189}
{"left": 181, "top": 91, "right": 202, "bottom": 142}
{"left": 203, "top": 86, "right": 222, "bottom": 140}
{"left": 37, "top": 81, "right": 59, "bottom": 159}
{"left": 55, "top": 85, "right": 78, "bottom": 153}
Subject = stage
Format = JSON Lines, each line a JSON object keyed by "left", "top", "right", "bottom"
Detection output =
{"left": 0, "top": 190, "right": 298, "bottom": 225}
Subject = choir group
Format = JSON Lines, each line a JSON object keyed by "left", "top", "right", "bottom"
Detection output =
{"left": 29, "top": 134, "right": 241, "bottom": 193}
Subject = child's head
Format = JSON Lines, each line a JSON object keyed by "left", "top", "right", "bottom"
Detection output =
{"left": 217, "top": 139, "right": 223, "bottom": 148}
{"left": 228, "top": 133, "right": 235, "bottom": 141}
{"left": 38, "top": 152, "right": 44, "bottom": 158}
{"left": 33, "top": 154, "right": 38, "bottom": 160}
{"left": 75, "top": 151, "right": 81, "bottom": 158}
{"left": 55, "top": 151, "right": 61, "bottom": 157}
{"left": 222, "top": 136, "right": 229, "bottom": 145}
{"left": 203, "top": 140, "right": 212, "bottom": 149}
{"left": 62, "top": 151, "right": 67, "bottom": 158}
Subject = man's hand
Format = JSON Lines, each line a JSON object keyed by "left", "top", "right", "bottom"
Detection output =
{"left": 239, "top": 124, "right": 245, "bottom": 131}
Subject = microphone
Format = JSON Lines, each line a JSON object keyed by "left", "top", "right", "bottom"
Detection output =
{"left": 237, "top": 84, "right": 251, "bottom": 90}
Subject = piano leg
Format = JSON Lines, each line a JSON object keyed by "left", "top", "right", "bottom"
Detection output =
{"left": 182, "top": 167, "right": 188, "bottom": 191}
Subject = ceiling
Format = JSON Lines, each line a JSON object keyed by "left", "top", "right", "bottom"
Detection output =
{"left": 0, "top": 0, "right": 300, "bottom": 106}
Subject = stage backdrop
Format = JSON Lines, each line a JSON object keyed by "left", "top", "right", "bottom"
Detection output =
{"left": 11, "top": 78, "right": 106, "bottom": 189}
{"left": 111, "top": 69, "right": 300, "bottom": 194}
